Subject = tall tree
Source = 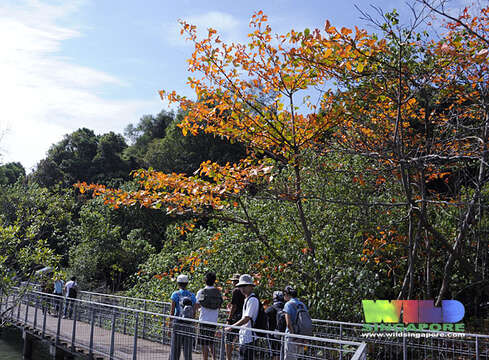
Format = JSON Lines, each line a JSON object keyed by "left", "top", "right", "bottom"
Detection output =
{"left": 124, "top": 110, "right": 174, "bottom": 164}
{"left": 31, "top": 128, "right": 133, "bottom": 187}
{"left": 0, "top": 162, "right": 25, "bottom": 185}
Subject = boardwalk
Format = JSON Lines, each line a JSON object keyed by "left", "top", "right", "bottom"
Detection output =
{"left": 1, "top": 289, "right": 364, "bottom": 360}
{"left": 3, "top": 288, "right": 488, "bottom": 359}
{"left": 14, "top": 303, "right": 175, "bottom": 359}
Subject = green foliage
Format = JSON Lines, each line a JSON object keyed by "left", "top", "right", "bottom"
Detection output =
{"left": 0, "top": 183, "right": 76, "bottom": 262}
{"left": 0, "top": 162, "right": 25, "bottom": 185}
{"left": 0, "top": 221, "right": 59, "bottom": 294}
{"left": 68, "top": 197, "right": 156, "bottom": 290}
{"left": 124, "top": 110, "right": 174, "bottom": 163}
{"left": 144, "top": 112, "right": 246, "bottom": 174}
{"left": 31, "top": 128, "right": 133, "bottom": 187}
{"left": 123, "top": 109, "right": 246, "bottom": 174}
{"left": 127, "top": 153, "right": 400, "bottom": 321}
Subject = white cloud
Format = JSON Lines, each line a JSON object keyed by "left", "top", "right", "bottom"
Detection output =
{"left": 0, "top": 0, "right": 159, "bottom": 171}
{"left": 165, "top": 11, "right": 242, "bottom": 46}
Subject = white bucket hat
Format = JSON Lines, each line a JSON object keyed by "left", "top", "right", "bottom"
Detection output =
{"left": 177, "top": 274, "right": 189, "bottom": 283}
{"left": 236, "top": 274, "right": 255, "bottom": 287}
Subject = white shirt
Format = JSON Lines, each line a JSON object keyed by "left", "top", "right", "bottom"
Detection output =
{"left": 196, "top": 286, "right": 219, "bottom": 323}
{"left": 64, "top": 280, "right": 77, "bottom": 298}
{"left": 239, "top": 293, "right": 259, "bottom": 344}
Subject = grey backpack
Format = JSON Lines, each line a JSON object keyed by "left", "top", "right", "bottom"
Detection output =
{"left": 197, "top": 288, "right": 223, "bottom": 309}
{"left": 293, "top": 302, "right": 313, "bottom": 336}
{"left": 180, "top": 296, "right": 194, "bottom": 319}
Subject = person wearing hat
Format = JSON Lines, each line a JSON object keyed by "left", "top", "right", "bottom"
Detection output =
{"left": 225, "top": 274, "right": 245, "bottom": 360}
{"left": 169, "top": 274, "right": 197, "bottom": 360}
{"left": 226, "top": 274, "right": 258, "bottom": 360}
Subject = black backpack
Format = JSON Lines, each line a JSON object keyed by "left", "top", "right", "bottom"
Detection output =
{"left": 67, "top": 283, "right": 78, "bottom": 298}
{"left": 197, "top": 287, "right": 223, "bottom": 309}
{"left": 245, "top": 294, "right": 268, "bottom": 337}
{"left": 276, "top": 308, "right": 287, "bottom": 332}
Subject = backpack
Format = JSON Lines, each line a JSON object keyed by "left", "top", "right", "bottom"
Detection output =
{"left": 245, "top": 294, "right": 268, "bottom": 337}
{"left": 276, "top": 308, "right": 287, "bottom": 332}
{"left": 67, "top": 283, "right": 78, "bottom": 298}
{"left": 197, "top": 287, "right": 223, "bottom": 309}
{"left": 180, "top": 297, "right": 194, "bottom": 319}
{"left": 177, "top": 291, "right": 193, "bottom": 316}
{"left": 292, "top": 302, "right": 313, "bottom": 336}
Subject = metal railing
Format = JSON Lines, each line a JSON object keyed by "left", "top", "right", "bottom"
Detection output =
{"left": 79, "top": 291, "right": 489, "bottom": 360}
{"left": 312, "top": 319, "right": 489, "bottom": 360}
{"left": 0, "top": 288, "right": 366, "bottom": 360}
{"left": 13, "top": 286, "right": 489, "bottom": 359}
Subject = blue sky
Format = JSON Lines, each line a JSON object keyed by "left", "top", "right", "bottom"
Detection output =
{"left": 0, "top": 0, "right": 463, "bottom": 170}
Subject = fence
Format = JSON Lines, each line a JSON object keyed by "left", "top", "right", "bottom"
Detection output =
{"left": 12, "top": 285, "right": 489, "bottom": 359}
{"left": 313, "top": 319, "right": 489, "bottom": 360}
{"left": 0, "top": 288, "right": 366, "bottom": 360}
{"left": 77, "top": 290, "right": 489, "bottom": 360}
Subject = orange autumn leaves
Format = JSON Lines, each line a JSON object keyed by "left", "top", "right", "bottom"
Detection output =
{"left": 77, "top": 159, "right": 273, "bottom": 213}
{"left": 159, "top": 12, "right": 386, "bottom": 162}
{"left": 76, "top": 8, "right": 489, "bottom": 229}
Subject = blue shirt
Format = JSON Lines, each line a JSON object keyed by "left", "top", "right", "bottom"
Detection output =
{"left": 170, "top": 289, "right": 197, "bottom": 316}
{"left": 54, "top": 280, "right": 64, "bottom": 294}
{"left": 283, "top": 298, "right": 307, "bottom": 333}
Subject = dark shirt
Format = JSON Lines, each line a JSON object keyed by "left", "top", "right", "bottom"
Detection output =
{"left": 265, "top": 301, "right": 284, "bottom": 331}
{"left": 230, "top": 287, "right": 245, "bottom": 320}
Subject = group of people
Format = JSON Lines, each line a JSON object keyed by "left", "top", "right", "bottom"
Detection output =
{"left": 169, "top": 272, "right": 310, "bottom": 360}
{"left": 42, "top": 275, "right": 79, "bottom": 319}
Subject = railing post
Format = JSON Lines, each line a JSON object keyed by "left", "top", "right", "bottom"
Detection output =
{"left": 17, "top": 294, "right": 21, "bottom": 321}
{"left": 132, "top": 312, "right": 139, "bottom": 360}
{"left": 109, "top": 309, "right": 117, "bottom": 359}
{"left": 42, "top": 302, "right": 47, "bottom": 338}
{"left": 403, "top": 334, "right": 407, "bottom": 360}
{"left": 123, "top": 298, "right": 128, "bottom": 335}
{"left": 280, "top": 334, "right": 285, "bottom": 360}
{"left": 9, "top": 293, "right": 14, "bottom": 319}
{"left": 89, "top": 305, "right": 95, "bottom": 360}
{"left": 33, "top": 295, "right": 39, "bottom": 330}
{"left": 99, "top": 303, "right": 103, "bottom": 328}
{"left": 24, "top": 293, "right": 29, "bottom": 325}
{"left": 219, "top": 328, "right": 226, "bottom": 360}
{"left": 56, "top": 300, "right": 62, "bottom": 345}
{"left": 475, "top": 335, "right": 479, "bottom": 360}
{"left": 71, "top": 301, "right": 78, "bottom": 352}
{"left": 142, "top": 300, "right": 147, "bottom": 340}
{"left": 339, "top": 323, "right": 343, "bottom": 360}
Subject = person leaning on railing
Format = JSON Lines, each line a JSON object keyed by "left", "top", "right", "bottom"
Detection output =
{"left": 225, "top": 274, "right": 259, "bottom": 360}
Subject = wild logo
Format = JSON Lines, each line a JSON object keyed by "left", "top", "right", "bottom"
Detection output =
{"left": 361, "top": 300, "right": 465, "bottom": 332}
